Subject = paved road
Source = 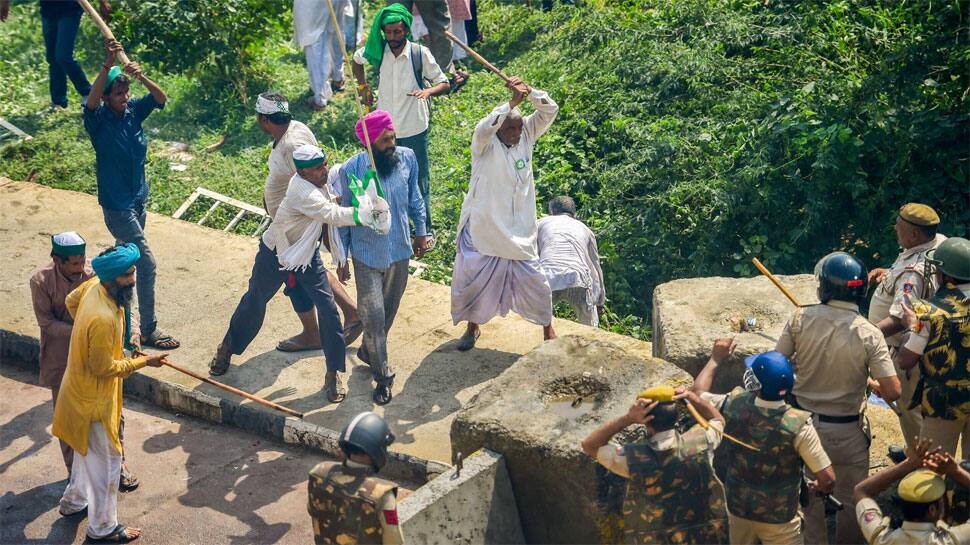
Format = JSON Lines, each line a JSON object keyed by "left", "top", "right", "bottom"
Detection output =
{"left": 0, "top": 363, "right": 345, "bottom": 545}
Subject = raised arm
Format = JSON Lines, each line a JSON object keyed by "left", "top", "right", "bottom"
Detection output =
{"left": 87, "top": 39, "right": 124, "bottom": 111}
{"left": 692, "top": 337, "right": 737, "bottom": 395}
{"left": 523, "top": 88, "right": 559, "bottom": 141}
{"left": 471, "top": 76, "right": 529, "bottom": 155}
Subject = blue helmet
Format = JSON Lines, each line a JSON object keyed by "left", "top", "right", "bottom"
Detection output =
{"left": 815, "top": 251, "right": 868, "bottom": 306}
{"left": 744, "top": 351, "right": 794, "bottom": 401}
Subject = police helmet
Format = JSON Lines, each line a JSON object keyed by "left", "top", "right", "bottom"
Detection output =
{"left": 744, "top": 351, "right": 794, "bottom": 401}
{"left": 926, "top": 237, "right": 970, "bottom": 283}
{"left": 338, "top": 412, "right": 395, "bottom": 472}
{"left": 815, "top": 252, "right": 868, "bottom": 305}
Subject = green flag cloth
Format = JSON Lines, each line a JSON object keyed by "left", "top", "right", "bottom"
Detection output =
{"left": 363, "top": 3, "right": 413, "bottom": 67}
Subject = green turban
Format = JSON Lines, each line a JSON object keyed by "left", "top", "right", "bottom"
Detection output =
{"left": 363, "top": 3, "right": 413, "bottom": 67}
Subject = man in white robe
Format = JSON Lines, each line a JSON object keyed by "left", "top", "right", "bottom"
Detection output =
{"left": 538, "top": 196, "right": 606, "bottom": 327}
{"left": 294, "top": 0, "right": 361, "bottom": 110}
{"left": 450, "top": 76, "right": 559, "bottom": 350}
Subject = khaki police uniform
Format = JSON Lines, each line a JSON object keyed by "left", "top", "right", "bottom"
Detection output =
{"left": 308, "top": 461, "right": 404, "bottom": 545}
{"left": 776, "top": 300, "right": 897, "bottom": 545}
{"left": 868, "top": 233, "right": 947, "bottom": 449}
{"left": 702, "top": 391, "right": 831, "bottom": 545}
{"left": 904, "top": 282, "right": 970, "bottom": 460}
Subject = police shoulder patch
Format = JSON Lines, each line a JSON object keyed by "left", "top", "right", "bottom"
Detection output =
{"left": 383, "top": 509, "right": 399, "bottom": 525}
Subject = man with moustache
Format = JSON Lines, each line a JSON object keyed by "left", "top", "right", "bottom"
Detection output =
{"left": 53, "top": 244, "right": 168, "bottom": 543}
{"left": 337, "top": 109, "right": 430, "bottom": 406}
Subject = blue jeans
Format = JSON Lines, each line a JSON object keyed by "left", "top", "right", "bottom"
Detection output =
{"left": 41, "top": 12, "right": 91, "bottom": 108}
{"left": 397, "top": 129, "right": 432, "bottom": 231}
{"left": 102, "top": 204, "right": 157, "bottom": 336}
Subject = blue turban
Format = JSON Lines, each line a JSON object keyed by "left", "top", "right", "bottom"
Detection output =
{"left": 92, "top": 243, "right": 141, "bottom": 282}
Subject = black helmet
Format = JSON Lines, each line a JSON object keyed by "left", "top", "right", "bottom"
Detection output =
{"left": 815, "top": 252, "right": 868, "bottom": 305}
{"left": 338, "top": 412, "right": 395, "bottom": 472}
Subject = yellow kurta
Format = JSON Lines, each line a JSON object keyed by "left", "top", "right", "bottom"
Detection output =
{"left": 52, "top": 277, "right": 146, "bottom": 456}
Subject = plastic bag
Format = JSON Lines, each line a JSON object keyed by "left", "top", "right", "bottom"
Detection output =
{"left": 348, "top": 169, "right": 391, "bottom": 235}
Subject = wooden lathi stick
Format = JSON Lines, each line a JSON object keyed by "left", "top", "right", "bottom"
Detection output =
{"left": 134, "top": 351, "right": 304, "bottom": 418}
{"left": 443, "top": 29, "right": 512, "bottom": 83}
{"left": 751, "top": 257, "right": 802, "bottom": 307}
{"left": 77, "top": 0, "right": 130, "bottom": 65}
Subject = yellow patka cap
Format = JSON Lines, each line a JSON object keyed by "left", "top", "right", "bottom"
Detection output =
{"left": 898, "top": 469, "right": 945, "bottom": 503}
{"left": 637, "top": 385, "right": 675, "bottom": 402}
{"left": 899, "top": 203, "right": 940, "bottom": 226}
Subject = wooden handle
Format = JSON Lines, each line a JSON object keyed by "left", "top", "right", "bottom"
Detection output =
{"left": 135, "top": 351, "right": 304, "bottom": 418}
{"left": 443, "top": 29, "right": 512, "bottom": 83}
{"left": 77, "top": 0, "right": 130, "bottom": 65}
{"left": 751, "top": 258, "right": 802, "bottom": 307}
{"left": 684, "top": 400, "right": 760, "bottom": 451}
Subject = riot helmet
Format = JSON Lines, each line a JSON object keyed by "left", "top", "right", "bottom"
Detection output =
{"left": 925, "top": 237, "right": 970, "bottom": 283}
{"left": 338, "top": 412, "right": 396, "bottom": 472}
{"left": 815, "top": 252, "right": 868, "bottom": 305}
{"left": 743, "top": 351, "right": 795, "bottom": 401}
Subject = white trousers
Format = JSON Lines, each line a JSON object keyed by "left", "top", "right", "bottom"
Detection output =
{"left": 59, "top": 422, "right": 122, "bottom": 539}
{"left": 304, "top": 24, "right": 345, "bottom": 107}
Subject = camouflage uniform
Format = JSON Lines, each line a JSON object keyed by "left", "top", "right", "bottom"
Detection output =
{"left": 909, "top": 285, "right": 970, "bottom": 458}
{"left": 721, "top": 388, "right": 811, "bottom": 523}
{"left": 307, "top": 461, "right": 402, "bottom": 545}
{"left": 622, "top": 426, "right": 729, "bottom": 544}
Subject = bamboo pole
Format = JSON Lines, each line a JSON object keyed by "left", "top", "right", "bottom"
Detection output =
{"left": 683, "top": 399, "right": 760, "bottom": 451}
{"left": 134, "top": 351, "right": 304, "bottom": 418}
{"left": 751, "top": 257, "right": 802, "bottom": 306}
{"left": 77, "top": 0, "right": 130, "bottom": 65}
{"left": 443, "top": 29, "right": 512, "bottom": 83}
{"left": 323, "top": 0, "right": 378, "bottom": 173}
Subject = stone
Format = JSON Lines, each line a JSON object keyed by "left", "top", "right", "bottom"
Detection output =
{"left": 652, "top": 274, "right": 818, "bottom": 392}
{"left": 451, "top": 335, "right": 692, "bottom": 544}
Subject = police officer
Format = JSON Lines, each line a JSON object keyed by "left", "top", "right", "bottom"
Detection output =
{"left": 693, "top": 340, "right": 836, "bottom": 545}
{"left": 308, "top": 412, "right": 404, "bottom": 545}
{"left": 853, "top": 439, "right": 970, "bottom": 544}
{"left": 895, "top": 237, "right": 970, "bottom": 460}
{"left": 775, "top": 251, "right": 902, "bottom": 544}
{"left": 868, "top": 203, "right": 947, "bottom": 452}
{"left": 581, "top": 385, "right": 729, "bottom": 544}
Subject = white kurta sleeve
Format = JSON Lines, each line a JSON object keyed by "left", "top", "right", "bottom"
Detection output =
{"left": 523, "top": 88, "right": 559, "bottom": 141}
{"left": 296, "top": 190, "right": 358, "bottom": 227}
{"left": 472, "top": 101, "right": 512, "bottom": 156}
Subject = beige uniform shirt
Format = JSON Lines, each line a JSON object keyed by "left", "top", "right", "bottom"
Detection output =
{"left": 701, "top": 392, "right": 832, "bottom": 472}
{"left": 856, "top": 497, "right": 970, "bottom": 544}
{"left": 776, "top": 301, "right": 897, "bottom": 416}
{"left": 596, "top": 421, "right": 724, "bottom": 479}
{"left": 868, "top": 234, "right": 947, "bottom": 347}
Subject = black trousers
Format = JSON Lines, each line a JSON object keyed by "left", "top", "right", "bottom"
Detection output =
{"left": 223, "top": 241, "right": 345, "bottom": 372}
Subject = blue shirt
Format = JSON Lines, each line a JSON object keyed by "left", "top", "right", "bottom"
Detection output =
{"left": 339, "top": 148, "right": 428, "bottom": 269}
{"left": 82, "top": 94, "right": 163, "bottom": 210}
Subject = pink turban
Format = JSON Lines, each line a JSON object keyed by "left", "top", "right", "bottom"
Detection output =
{"left": 355, "top": 110, "right": 395, "bottom": 147}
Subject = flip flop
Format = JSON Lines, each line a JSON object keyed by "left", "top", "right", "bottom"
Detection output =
{"left": 119, "top": 472, "right": 139, "bottom": 492}
{"left": 276, "top": 338, "right": 322, "bottom": 352}
{"left": 88, "top": 524, "right": 140, "bottom": 543}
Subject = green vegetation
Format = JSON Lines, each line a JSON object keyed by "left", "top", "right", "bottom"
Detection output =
{"left": 2, "top": 0, "right": 967, "bottom": 340}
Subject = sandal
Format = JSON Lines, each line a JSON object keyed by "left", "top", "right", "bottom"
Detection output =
{"left": 324, "top": 373, "right": 346, "bottom": 403}
{"left": 276, "top": 337, "right": 322, "bottom": 352}
{"left": 373, "top": 384, "right": 392, "bottom": 406}
{"left": 208, "top": 346, "right": 231, "bottom": 376}
{"left": 331, "top": 80, "right": 345, "bottom": 93}
{"left": 88, "top": 524, "right": 140, "bottom": 543}
{"left": 119, "top": 471, "right": 139, "bottom": 492}
{"left": 140, "top": 330, "right": 180, "bottom": 350}
{"left": 456, "top": 329, "right": 481, "bottom": 352}
{"left": 343, "top": 320, "right": 363, "bottom": 346}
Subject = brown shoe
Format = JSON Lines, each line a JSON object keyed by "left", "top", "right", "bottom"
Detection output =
{"left": 324, "top": 372, "right": 346, "bottom": 403}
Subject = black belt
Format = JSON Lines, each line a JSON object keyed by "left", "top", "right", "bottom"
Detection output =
{"left": 788, "top": 395, "right": 861, "bottom": 423}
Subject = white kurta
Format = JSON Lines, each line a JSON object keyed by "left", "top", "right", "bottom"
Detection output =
{"left": 457, "top": 89, "right": 559, "bottom": 260}
{"left": 262, "top": 172, "right": 357, "bottom": 270}
{"left": 265, "top": 120, "right": 317, "bottom": 219}
{"left": 352, "top": 43, "right": 448, "bottom": 138}
{"left": 537, "top": 214, "right": 605, "bottom": 306}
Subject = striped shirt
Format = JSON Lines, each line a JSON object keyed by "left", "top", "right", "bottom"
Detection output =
{"left": 338, "top": 148, "right": 427, "bottom": 269}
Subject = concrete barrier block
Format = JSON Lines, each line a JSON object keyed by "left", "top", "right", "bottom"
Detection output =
{"left": 399, "top": 449, "right": 524, "bottom": 545}
{"left": 652, "top": 274, "right": 818, "bottom": 391}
